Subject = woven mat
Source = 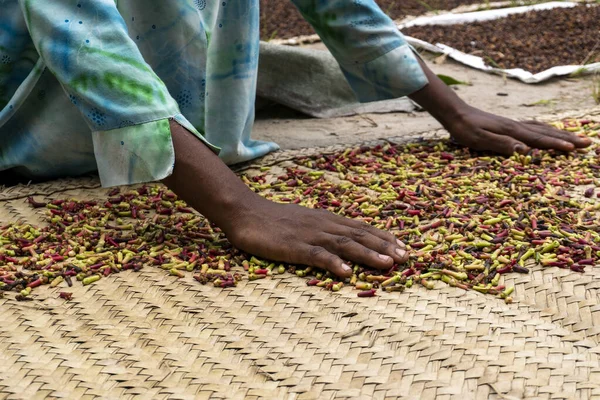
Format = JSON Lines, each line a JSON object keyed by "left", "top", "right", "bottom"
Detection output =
{"left": 2, "top": 108, "right": 600, "bottom": 400}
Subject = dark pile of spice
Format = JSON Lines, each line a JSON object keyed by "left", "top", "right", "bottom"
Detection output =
{"left": 403, "top": 4, "right": 600, "bottom": 73}
{"left": 1, "top": 119, "right": 600, "bottom": 303}
{"left": 260, "top": 0, "right": 485, "bottom": 39}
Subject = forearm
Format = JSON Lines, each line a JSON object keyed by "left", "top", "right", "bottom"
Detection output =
{"left": 161, "top": 121, "right": 256, "bottom": 232}
{"left": 408, "top": 58, "right": 469, "bottom": 128}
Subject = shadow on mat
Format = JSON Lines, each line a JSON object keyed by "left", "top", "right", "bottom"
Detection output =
{"left": 0, "top": 170, "right": 99, "bottom": 188}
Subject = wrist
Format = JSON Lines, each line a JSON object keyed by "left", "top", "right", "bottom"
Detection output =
{"left": 407, "top": 58, "right": 471, "bottom": 128}
{"left": 410, "top": 84, "right": 469, "bottom": 126}
{"left": 209, "top": 184, "right": 262, "bottom": 230}
{"left": 163, "top": 119, "right": 261, "bottom": 231}
{"left": 436, "top": 101, "right": 472, "bottom": 131}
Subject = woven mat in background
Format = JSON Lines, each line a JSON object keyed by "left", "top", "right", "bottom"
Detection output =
{"left": 2, "top": 108, "right": 600, "bottom": 400}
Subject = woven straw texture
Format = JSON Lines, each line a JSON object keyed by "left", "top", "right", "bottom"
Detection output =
{"left": 2, "top": 108, "right": 600, "bottom": 400}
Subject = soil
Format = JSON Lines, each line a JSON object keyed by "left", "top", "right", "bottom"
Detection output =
{"left": 259, "top": 0, "right": 486, "bottom": 39}
{"left": 403, "top": 4, "right": 600, "bottom": 73}
{"left": 254, "top": 41, "right": 599, "bottom": 152}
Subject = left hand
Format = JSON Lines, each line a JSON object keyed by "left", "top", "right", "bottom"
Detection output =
{"left": 444, "top": 105, "right": 592, "bottom": 155}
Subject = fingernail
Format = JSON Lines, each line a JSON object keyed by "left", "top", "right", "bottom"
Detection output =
{"left": 396, "top": 239, "right": 405, "bottom": 248}
{"left": 396, "top": 248, "right": 407, "bottom": 259}
{"left": 342, "top": 263, "right": 352, "bottom": 273}
{"left": 514, "top": 144, "right": 526, "bottom": 154}
{"left": 378, "top": 254, "right": 391, "bottom": 262}
{"left": 562, "top": 141, "right": 575, "bottom": 151}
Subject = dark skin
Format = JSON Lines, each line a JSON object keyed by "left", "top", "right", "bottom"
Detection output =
{"left": 163, "top": 60, "right": 590, "bottom": 279}
{"left": 410, "top": 59, "right": 591, "bottom": 154}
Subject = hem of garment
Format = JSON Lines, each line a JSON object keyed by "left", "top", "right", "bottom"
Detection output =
{"left": 333, "top": 38, "right": 405, "bottom": 66}
{"left": 91, "top": 116, "right": 182, "bottom": 187}
{"left": 340, "top": 43, "right": 429, "bottom": 103}
{"left": 93, "top": 112, "right": 221, "bottom": 155}
{"left": 93, "top": 113, "right": 220, "bottom": 188}
{"left": 92, "top": 117, "right": 174, "bottom": 188}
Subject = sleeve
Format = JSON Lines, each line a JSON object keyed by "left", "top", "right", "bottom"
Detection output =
{"left": 19, "top": 0, "right": 219, "bottom": 187}
{"left": 289, "top": 0, "right": 429, "bottom": 102}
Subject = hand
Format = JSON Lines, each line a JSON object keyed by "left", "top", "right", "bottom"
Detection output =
{"left": 445, "top": 105, "right": 591, "bottom": 155}
{"left": 220, "top": 196, "right": 409, "bottom": 279}
{"left": 408, "top": 59, "right": 592, "bottom": 155}
{"left": 163, "top": 120, "right": 408, "bottom": 279}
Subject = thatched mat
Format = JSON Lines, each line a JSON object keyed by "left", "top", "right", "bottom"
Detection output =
{"left": 2, "top": 108, "right": 600, "bottom": 400}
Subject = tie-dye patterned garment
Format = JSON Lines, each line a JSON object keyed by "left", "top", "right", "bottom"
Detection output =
{"left": 0, "top": 0, "right": 427, "bottom": 187}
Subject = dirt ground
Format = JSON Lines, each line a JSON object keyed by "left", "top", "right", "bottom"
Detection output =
{"left": 254, "top": 44, "right": 598, "bottom": 150}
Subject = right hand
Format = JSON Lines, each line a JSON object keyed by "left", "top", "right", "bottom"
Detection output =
{"left": 221, "top": 196, "right": 409, "bottom": 278}
{"left": 163, "top": 120, "right": 408, "bottom": 279}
